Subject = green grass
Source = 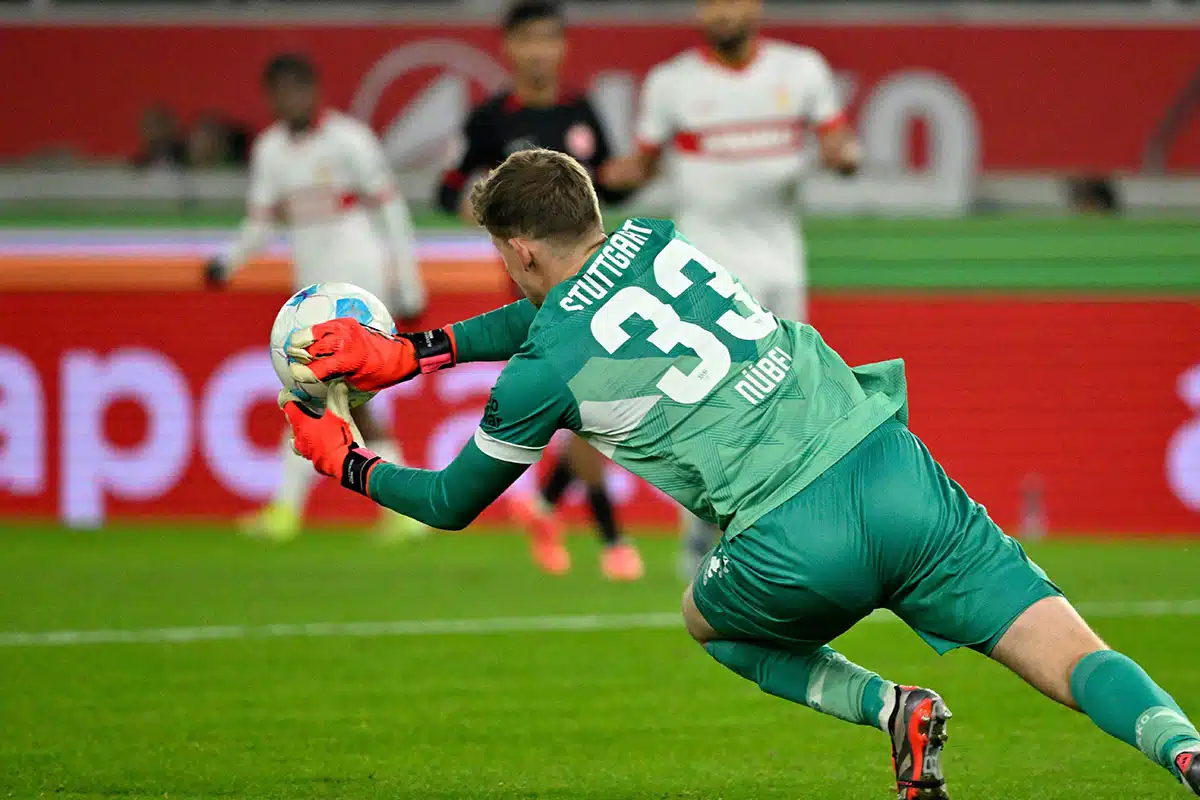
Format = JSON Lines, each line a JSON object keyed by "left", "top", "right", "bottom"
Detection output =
{"left": 1, "top": 525, "right": 1199, "bottom": 799}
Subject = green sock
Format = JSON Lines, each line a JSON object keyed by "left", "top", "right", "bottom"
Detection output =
{"left": 1071, "top": 649, "right": 1200, "bottom": 776}
{"left": 705, "top": 640, "right": 895, "bottom": 730}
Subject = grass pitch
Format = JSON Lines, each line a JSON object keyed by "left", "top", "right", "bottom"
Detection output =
{"left": 1, "top": 525, "right": 1198, "bottom": 799}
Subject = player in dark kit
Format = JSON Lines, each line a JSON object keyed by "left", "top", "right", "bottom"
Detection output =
{"left": 436, "top": 0, "right": 643, "bottom": 582}
{"left": 437, "top": 3, "right": 627, "bottom": 217}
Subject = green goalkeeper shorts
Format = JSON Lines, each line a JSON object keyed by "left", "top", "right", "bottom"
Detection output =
{"left": 690, "top": 419, "right": 1062, "bottom": 655}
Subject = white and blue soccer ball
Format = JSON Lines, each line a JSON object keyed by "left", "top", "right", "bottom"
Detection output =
{"left": 270, "top": 282, "right": 395, "bottom": 409}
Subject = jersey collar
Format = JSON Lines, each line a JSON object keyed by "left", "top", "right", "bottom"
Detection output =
{"left": 700, "top": 40, "right": 761, "bottom": 73}
{"left": 286, "top": 108, "right": 332, "bottom": 143}
{"left": 541, "top": 240, "right": 609, "bottom": 310}
{"left": 504, "top": 87, "right": 562, "bottom": 113}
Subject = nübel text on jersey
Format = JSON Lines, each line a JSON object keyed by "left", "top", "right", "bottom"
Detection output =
{"left": 735, "top": 346, "right": 794, "bottom": 406}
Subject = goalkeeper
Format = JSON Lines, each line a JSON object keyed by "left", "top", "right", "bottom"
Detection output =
{"left": 279, "top": 148, "right": 1200, "bottom": 799}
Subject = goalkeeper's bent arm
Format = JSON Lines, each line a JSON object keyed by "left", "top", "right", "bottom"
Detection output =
{"left": 282, "top": 382, "right": 529, "bottom": 531}
{"left": 366, "top": 441, "right": 527, "bottom": 530}
{"left": 361, "top": 351, "right": 565, "bottom": 529}
{"left": 450, "top": 299, "right": 538, "bottom": 362}
{"left": 285, "top": 350, "right": 569, "bottom": 530}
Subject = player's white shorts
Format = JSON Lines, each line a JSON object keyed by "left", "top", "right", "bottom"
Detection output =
{"left": 677, "top": 219, "right": 808, "bottom": 323}
{"left": 293, "top": 233, "right": 394, "bottom": 313}
{"left": 735, "top": 271, "right": 807, "bottom": 323}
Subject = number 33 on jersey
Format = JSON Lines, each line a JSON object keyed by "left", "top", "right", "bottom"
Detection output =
{"left": 475, "top": 218, "right": 910, "bottom": 537}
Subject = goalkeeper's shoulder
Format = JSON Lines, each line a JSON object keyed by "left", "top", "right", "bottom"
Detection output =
{"left": 486, "top": 352, "right": 581, "bottom": 433}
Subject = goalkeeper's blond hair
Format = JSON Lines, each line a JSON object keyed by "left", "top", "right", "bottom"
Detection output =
{"left": 469, "top": 148, "right": 604, "bottom": 248}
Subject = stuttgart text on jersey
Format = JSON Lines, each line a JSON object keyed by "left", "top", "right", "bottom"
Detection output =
{"left": 558, "top": 220, "right": 655, "bottom": 312}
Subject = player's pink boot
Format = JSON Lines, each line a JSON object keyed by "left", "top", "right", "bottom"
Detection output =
{"left": 601, "top": 543, "right": 645, "bottom": 582}
{"left": 507, "top": 493, "right": 570, "bottom": 575}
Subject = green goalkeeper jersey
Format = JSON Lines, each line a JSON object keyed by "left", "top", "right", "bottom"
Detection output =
{"left": 470, "top": 217, "right": 909, "bottom": 538}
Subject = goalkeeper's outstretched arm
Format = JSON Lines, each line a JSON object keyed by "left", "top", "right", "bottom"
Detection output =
{"left": 450, "top": 299, "right": 538, "bottom": 362}
{"left": 287, "top": 299, "right": 539, "bottom": 392}
{"left": 281, "top": 382, "right": 530, "bottom": 530}
{"left": 366, "top": 441, "right": 527, "bottom": 530}
{"left": 283, "top": 354, "right": 572, "bottom": 531}
{"left": 367, "top": 352, "right": 566, "bottom": 528}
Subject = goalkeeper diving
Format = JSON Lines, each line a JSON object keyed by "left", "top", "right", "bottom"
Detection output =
{"left": 279, "top": 148, "right": 1200, "bottom": 799}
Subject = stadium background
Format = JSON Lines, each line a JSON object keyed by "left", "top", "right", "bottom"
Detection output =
{"left": 2, "top": 7, "right": 1197, "bottom": 533}
{"left": 1, "top": 3, "right": 1198, "bottom": 799}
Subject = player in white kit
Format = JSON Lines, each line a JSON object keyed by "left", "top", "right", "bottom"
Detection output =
{"left": 599, "top": 0, "right": 861, "bottom": 574}
{"left": 207, "top": 53, "right": 428, "bottom": 541}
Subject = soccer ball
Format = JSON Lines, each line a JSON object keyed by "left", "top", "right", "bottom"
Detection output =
{"left": 269, "top": 282, "right": 395, "bottom": 409}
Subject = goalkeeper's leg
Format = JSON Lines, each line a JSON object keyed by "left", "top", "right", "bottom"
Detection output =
{"left": 683, "top": 584, "right": 896, "bottom": 728}
{"left": 682, "top": 583, "right": 950, "bottom": 800}
{"left": 352, "top": 405, "right": 428, "bottom": 541}
{"left": 874, "top": 417, "right": 1200, "bottom": 793}
{"left": 989, "top": 596, "right": 1200, "bottom": 793}
{"left": 683, "top": 439, "right": 958, "bottom": 800}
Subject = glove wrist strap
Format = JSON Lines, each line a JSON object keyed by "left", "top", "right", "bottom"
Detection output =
{"left": 341, "top": 445, "right": 382, "bottom": 496}
{"left": 399, "top": 328, "right": 456, "bottom": 374}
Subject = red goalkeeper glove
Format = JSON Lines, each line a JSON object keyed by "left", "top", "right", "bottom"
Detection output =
{"left": 286, "top": 320, "right": 457, "bottom": 393}
{"left": 279, "top": 383, "right": 383, "bottom": 495}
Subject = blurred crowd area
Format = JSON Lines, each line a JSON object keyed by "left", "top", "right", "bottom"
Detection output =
{"left": 133, "top": 105, "right": 253, "bottom": 171}
{"left": 4, "top": 0, "right": 1196, "bottom": 216}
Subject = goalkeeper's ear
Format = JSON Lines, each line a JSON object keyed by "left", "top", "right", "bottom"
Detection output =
{"left": 324, "top": 382, "right": 364, "bottom": 444}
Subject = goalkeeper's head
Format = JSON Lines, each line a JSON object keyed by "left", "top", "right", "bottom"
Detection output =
{"left": 469, "top": 148, "right": 606, "bottom": 307}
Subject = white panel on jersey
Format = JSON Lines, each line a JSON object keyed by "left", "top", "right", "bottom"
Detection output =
{"left": 472, "top": 428, "right": 545, "bottom": 465}
{"left": 577, "top": 395, "right": 662, "bottom": 457}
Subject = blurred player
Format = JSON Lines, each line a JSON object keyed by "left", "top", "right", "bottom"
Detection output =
{"left": 599, "top": 0, "right": 861, "bottom": 578}
{"left": 207, "top": 53, "right": 428, "bottom": 542}
{"left": 435, "top": 0, "right": 642, "bottom": 581}
{"left": 282, "top": 150, "right": 1200, "bottom": 799}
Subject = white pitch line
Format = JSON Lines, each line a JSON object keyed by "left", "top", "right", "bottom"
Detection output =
{"left": 0, "top": 612, "right": 682, "bottom": 648}
{"left": 2, "top": 599, "right": 1199, "bottom": 649}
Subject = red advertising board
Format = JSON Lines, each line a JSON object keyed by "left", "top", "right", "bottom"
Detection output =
{"left": 3, "top": 22, "right": 1199, "bottom": 172}
{"left": 0, "top": 291, "right": 1196, "bottom": 533}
